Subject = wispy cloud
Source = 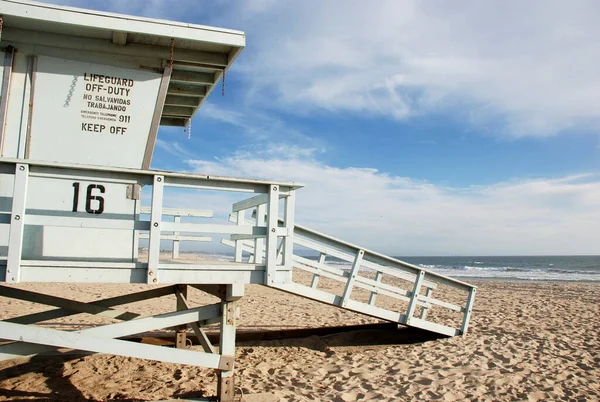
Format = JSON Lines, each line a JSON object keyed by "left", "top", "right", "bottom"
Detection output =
{"left": 199, "top": 103, "right": 327, "bottom": 150}
{"left": 229, "top": 0, "right": 600, "bottom": 138}
{"left": 155, "top": 139, "right": 197, "bottom": 160}
{"left": 47, "top": 0, "right": 600, "bottom": 138}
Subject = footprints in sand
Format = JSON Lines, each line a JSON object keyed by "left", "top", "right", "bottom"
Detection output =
{"left": 0, "top": 282, "right": 598, "bottom": 401}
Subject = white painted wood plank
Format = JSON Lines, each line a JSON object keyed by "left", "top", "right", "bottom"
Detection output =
{"left": 147, "top": 175, "right": 164, "bottom": 284}
{"left": 294, "top": 262, "right": 415, "bottom": 305}
{"left": 405, "top": 270, "right": 425, "bottom": 324}
{"left": 341, "top": 249, "right": 363, "bottom": 307}
{"left": 138, "top": 234, "right": 212, "bottom": 242}
{"left": 294, "top": 236, "right": 438, "bottom": 289}
{"left": 419, "top": 287, "right": 433, "bottom": 320}
{"left": 417, "top": 295, "right": 464, "bottom": 313}
{"left": 140, "top": 206, "right": 213, "bottom": 217}
{"left": 0, "top": 321, "right": 225, "bottom": 369}
{"left": 265, "top": 185, "right": 279, "bottom": 285}
{"left": 294, "top": 224, "right": 474, "bottom": 290}
{"left": 6, "top": 163, "right": 29, "bottom": 283}
{"left": 234, "top": 210, "right": 246, "bottom": 263}
{"left": 25, "top": 215, "right": 149, "bottom": 230}
{"left": 80, "top": 304, "right": 221, "bottom": 338}
{"left": 161, "top": 222, "right": 266, "bottom": 235}
{"left": 310, "top": 253, "right": 326, "bottom": 288}
{"left": 461, "top": 288, "right": 477, "bottom": 334}
{"left": 21, "top": 260, "right": 144, "bottom": 268}
{"left": 293, "top": 255, "right": 413, "bottom": 299}
{"left": 254, "top": 203, "right": 266, "bottom": 264}
{"left": 369, "top": 271, "right": 382, "bottom": 305}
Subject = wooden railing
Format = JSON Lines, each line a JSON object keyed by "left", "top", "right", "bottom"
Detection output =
{"left": 224, "top": 214, "right": 477, "bottom": 337}
{"left": 138, "top": 207, "right": 213, "bottom": 259}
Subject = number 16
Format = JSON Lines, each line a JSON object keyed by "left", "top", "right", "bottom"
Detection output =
{"left": 72, "top": 182, "right": 105, "bottom": 214}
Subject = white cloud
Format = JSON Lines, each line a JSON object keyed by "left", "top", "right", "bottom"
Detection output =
{"left": 184, "top": 145, "right": 600, "bottom": 256}
{"left": 155, "top": 138, "right": 197, "bottom": 160}
{"left": 45, "top": 0, "right": 600, "bottom": 137}
{"left": 34, "top": 0, "right": 600, "bottom": 255}
{"left": 231, "top": 0, "right": 600, "bottom": 137}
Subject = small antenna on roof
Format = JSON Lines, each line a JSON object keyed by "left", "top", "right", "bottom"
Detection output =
{"left": 222, "top": 68, "right": 226, "bottom": 96}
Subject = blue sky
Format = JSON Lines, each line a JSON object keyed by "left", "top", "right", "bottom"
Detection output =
{"left": 47, "top": 0, "right": 600, "bottom": 256}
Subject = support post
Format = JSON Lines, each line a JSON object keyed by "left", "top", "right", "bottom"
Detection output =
{"left": 310, "top": 253, "right": 327, "bottom": 289}
{"left": 341, "top": 249, "right": 364, "bottom": 307}
{"left": 405, "top": 270, "right": 425, "bottom": 325}
{"left": 253, "top": 203, "right": 265, "bottom": 264}
{"left": 175, "top": 284, "right": 188, "bottom": 349}
{"left": 234, "top": 210, "right": 245, "bottom": 263}
{"left": 142, "top": 66, "right": 171, "bottom": 169}
{"left": 172, "top": 215, "right": 181, "bottom": 259}
{"left": 368, "top": 271, "right": 383, "bottom": 305}
{"left": 265, "top": 185, "right": 279, "bottom": 285}
{"left": 282, "top": 191, "right": 295, "bottom": 273}
{"left": 461, "top": 287, "right": 477, "bottom": 334}
{"left": 217, "top": 286, "right": 237, "bottom": 402}
{"left": 148, "top": 175, "right": 164, "bottom": 284}
{"left": 7, "top": 163, "right": 29, "bottom": 283}
{"left": 419, "top": 287, "right": 433, "bottom": 320}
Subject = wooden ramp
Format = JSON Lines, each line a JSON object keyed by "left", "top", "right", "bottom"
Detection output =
{"left": 224, "top": 213, "right": 477, "bottom": 338}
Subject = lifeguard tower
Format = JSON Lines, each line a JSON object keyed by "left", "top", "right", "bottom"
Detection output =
{"left": 0, "top": 1, "right": 476, "bottom": 400}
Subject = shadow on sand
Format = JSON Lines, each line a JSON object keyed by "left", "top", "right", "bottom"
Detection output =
{"left": 0, "top": 323, "right": 445, "bottom": 401}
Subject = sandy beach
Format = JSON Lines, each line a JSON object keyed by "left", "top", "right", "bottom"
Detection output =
{"left": 0, "top": 277, "right": 598, "bottom": 401}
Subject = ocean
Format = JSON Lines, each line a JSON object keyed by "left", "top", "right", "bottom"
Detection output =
{"left": 395, "top": 255, "right": 600, "bottom": 282}
{"left": 202, "top": 252, "right": 600, "bottom": 282}
{"left": 299, "top": 254, "right": 600, "bottom": 282}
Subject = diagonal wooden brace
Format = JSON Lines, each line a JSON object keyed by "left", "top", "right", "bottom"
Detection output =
{"left": 2, "top": 285, "right": 177, "bottom": 325}
{"left": 0, "top": 303, "right": 221, "bottom": 361}
{"left": 176, "top": 289, "right": 216, "bottom": 354}
{"left": 0, "top": 320, "right": 231, "bottom": 369}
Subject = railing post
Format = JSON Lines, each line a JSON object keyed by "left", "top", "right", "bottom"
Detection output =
{"left": 265, "top": 185, "right": 279, "bottom": 285}
{"left": 147, "top": 175, "right": 164, "bottom": 284}
{"left": 461, "top": 287, "right": 477, "bottom": 334}
{"left": 234, "top": 210, "right": 245, "bottom": 263}
{"left": 310, "top": 253, "right": 326, "bottom": 288}
{"left": 419, "top": 287, "right": 433, "bottom": 319}
{"left": 172, "top": 215, "right": 180, "bottom": 259}
{"left": 253, "top": 203, "right": 265, "bottom": 264}
{"left": 217, "top": 288, "right": 237, "bottom": 401}
{"left": 7, "top": 163, "right": 29, "bottom": 283}
{"left": 368, "top": 271, "right": 383, "bottom": 306}
{"left": 133, "top": 200, "right": 141, "bottom": 261}
{"left": 405, "top": 270, "right": 425, "bottom": 325}
{"left": 175, "top": 284, "right": 188, "bottom": 348}
{"left": 282, "top": 190, "right": 295, "bottom": 273}
{"left": 341, "top": 249, "right": 364, "bottom": 307}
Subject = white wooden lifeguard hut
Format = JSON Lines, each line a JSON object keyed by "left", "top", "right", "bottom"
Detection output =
{"left": 0, "top": 1, "right": 477, "bottom": 400}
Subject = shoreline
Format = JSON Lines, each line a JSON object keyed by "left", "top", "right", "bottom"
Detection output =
{"left": 456, "top": 277, "right": 600, "bottom": 284}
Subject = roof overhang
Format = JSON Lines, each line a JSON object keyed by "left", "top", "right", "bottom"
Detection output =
{"left": 0, "top": 0, "right": 246, "bottom": 126}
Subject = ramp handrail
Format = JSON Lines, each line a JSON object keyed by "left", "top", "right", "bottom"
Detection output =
{"left": 226, "top": 212, "right": 477, "bottom": 337}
